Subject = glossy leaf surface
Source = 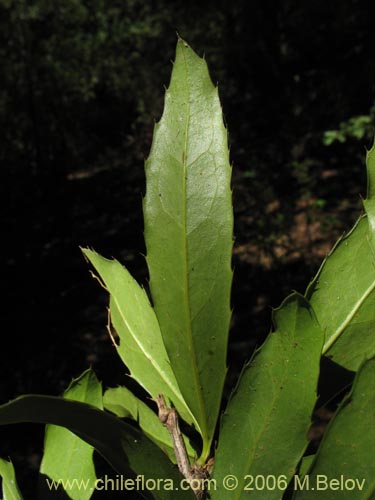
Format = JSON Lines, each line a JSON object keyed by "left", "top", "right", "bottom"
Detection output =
{"left": 143, "top": 38, "right": 233, "bottom": 460}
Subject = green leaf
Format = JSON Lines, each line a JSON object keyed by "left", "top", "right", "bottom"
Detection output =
{"left": 306, "top": 144, "right": 375, "bottom": 371}
{"left": 0, "top": 395, "right": 195, "bottom": 500}
{"left": 294, "top": 357, "right": 375, "bottom": 499}
{"left": 212, "top": 293, "right": 323, "bottom": 500}
{"left": 143, "top": 38, "right": 233, "bottom": 461}
{"left": 39, "top": 370, "right": 102, "bottom": 500}
{"left": 103, "top": 386, "right": 196, "bottom": 462}
{"left": 306, "top": 216, "right": 375, "bottom": 370}
{"left": 363, "top": 140, "right": 375, "bottom": 254}
{"left": 82, "top": 248, "right": 197, "bottom": 431}
{"left": 0, "top": 458, "right": 24, "bottom": 500}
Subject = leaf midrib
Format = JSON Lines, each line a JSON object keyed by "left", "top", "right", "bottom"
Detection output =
{"left": 111, "top": 297, "right": 193, "bottom": 424}
{"left": 235, "top": 364, "right": 293, "bottom": 498}
{"left": 322, "top": 279, "right": 375, "bottom": 353}
{"left": 180, "top": 45, "right": 209, "bottom": 452}
{"left": 233, "top": 313, "right": 299, "bottom": 499}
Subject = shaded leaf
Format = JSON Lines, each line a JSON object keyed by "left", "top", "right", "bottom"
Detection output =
{"left": 39, "top": 370, "right": 102, "bottom": 500}
{"left": 0, "top": 395, "right": 195, "bottom": 500}
{"left": 103, "top": 386, "right": 196, "bottom": 461}
{"left": 306, "top": 144, "right": 375, "bottom": 371}
{"left": 212, "top": 294, "right": 323, "bottom": 500}
{"left": 0, "top": 458, "right": 23, "bottom": 500}
{"left": 83, "top": 248, "right": 197, "bottom": 430}
{"left": 143, "top": 38, "right": 233, "bottom": 461}
{"left": 294, "top": 357, "right": 375, "bottom": 499}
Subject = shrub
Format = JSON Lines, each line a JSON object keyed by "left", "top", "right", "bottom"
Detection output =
{"left": 1, "top": 38, "right": 375, "bottom": 500}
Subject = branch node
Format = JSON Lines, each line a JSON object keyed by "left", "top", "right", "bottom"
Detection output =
{"left": 156, "top": 394, "right": 212, "bottom": 499}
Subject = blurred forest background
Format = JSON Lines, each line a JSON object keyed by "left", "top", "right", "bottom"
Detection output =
{"left": 1, "top": 0, "right": 375, "bottom": 495}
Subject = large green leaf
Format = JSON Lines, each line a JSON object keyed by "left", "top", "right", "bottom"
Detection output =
{"left": 294, "top": 356, "right": 375, "bottom": 499}
{"left": 0, "top": 458, "right": 23, "bottom": 500}
{"left": 143, "top": 38, "right": 233, "bottom": 461}
{"left": 103, "top": 385, "right": 196, "bottom": 461}
{"left": 83, "top": 248, "right": 197, "bottom": 431}
{"left": 212, "top": 294, "right": 323, "bottom": 500}
{"left": 306, "top": 144, "right": 375, "bottom": 371}
{"left": 0, "top": 396, "right": 195, "bottom": 500}
{"left": 39, "top": 370, "right": 102, "bottom": 500}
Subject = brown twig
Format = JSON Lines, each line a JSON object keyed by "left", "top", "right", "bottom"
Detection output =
{"left": 156, "top": 395, "right": 211, "bottom": 499}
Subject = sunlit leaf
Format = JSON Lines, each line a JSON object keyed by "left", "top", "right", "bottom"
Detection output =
{"left": 0, "top": 458, "right": 23, "bottom": 500}
{"left": 143, "top": 38, "right": 233, "bottom": 461}
{"left": 39, "top": 370, "right": 102, "bottom": 500}
{"left": 83, "top": 248, "right": 197, "bottom": 431}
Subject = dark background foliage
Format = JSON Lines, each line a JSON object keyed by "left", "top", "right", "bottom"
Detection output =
{"left": 1, "top": 0, "right": 375, "bottom": 495}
